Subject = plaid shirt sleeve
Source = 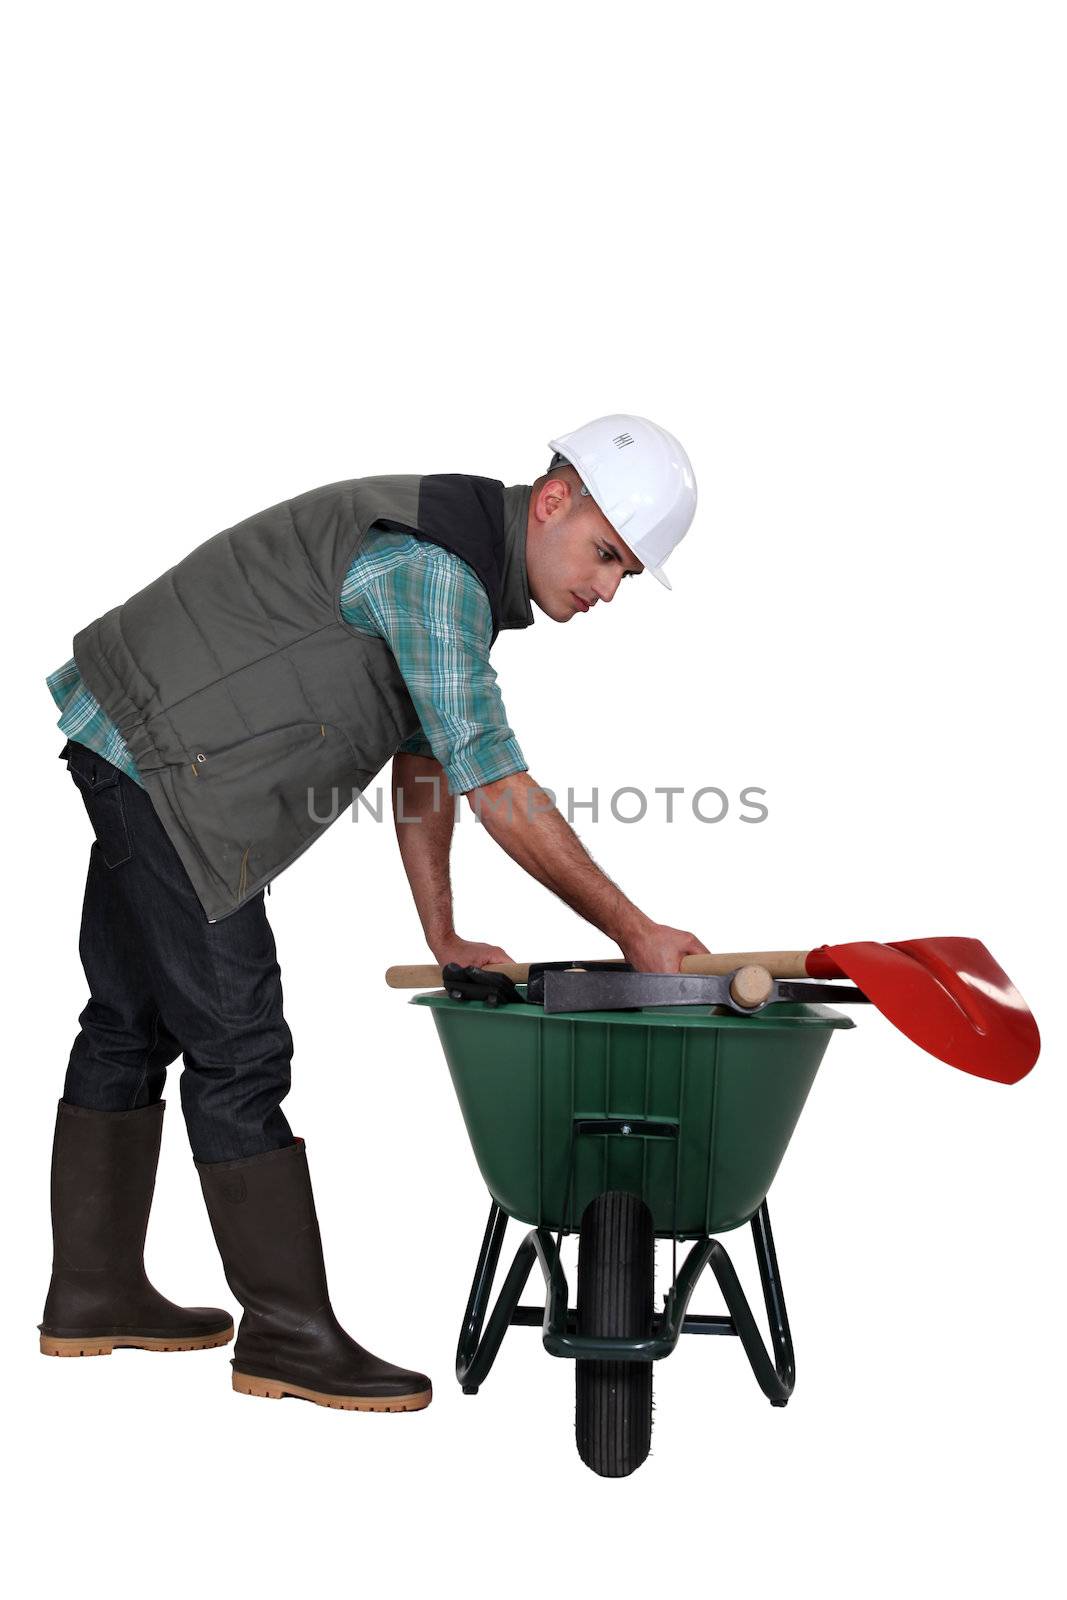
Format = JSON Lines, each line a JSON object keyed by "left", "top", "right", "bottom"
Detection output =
{"left": 46, "top": 658, "right": 144, "bottom": 784}
{"left": 340, "top": 533, "right": 528, "bottom": 796}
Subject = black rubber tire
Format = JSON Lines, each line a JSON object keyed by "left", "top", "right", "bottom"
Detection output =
{"left": 575, "top": 1190, "right": 655, "bottom": 1478}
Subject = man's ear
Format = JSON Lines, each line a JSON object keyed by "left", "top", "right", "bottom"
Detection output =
{"left": 536, "top": 475, "right": 573, "bottom": 523}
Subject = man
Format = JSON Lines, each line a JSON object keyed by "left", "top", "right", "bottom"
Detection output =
{"left": 41, "top": 413, "right": 708, "bottom": 1414}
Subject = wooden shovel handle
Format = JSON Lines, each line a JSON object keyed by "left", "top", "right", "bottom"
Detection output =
{"left": 679, "top": 950, "right": 812, "bottom": 979}
{"left": 384, "top": 950, "right": 813, "bottom": 988}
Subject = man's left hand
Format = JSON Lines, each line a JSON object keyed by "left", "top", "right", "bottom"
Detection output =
{"left": 432, "top": 935, "right": 514, "bottom": 970}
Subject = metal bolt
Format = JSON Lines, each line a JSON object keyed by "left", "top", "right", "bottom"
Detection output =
{"left": 621, "top": 1123, "right": 632, "bottom": 1136}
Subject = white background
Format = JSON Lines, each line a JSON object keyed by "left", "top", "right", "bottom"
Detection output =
{"left": 3, "top": 2, "right": 1063, "bottom": 1595}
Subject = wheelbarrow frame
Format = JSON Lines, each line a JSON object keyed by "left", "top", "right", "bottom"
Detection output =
{"left": 457, "top": 1194, "right": 795, "bottom": 1406}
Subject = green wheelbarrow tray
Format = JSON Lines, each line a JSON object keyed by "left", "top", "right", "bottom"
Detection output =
{"left": 414, "top": 989, "right": 854, "bottom": 1475}
{"left": 414, "top": 991, "right": 853, "bottom": 1238}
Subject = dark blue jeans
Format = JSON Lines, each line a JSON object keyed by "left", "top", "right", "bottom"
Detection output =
{"left": 59, "top": 739, "right": 294, "bottom": 1163}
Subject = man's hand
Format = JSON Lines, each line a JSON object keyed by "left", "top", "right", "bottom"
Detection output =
{"left": 432, "top": 935, "right": 514, "bottom": 970}
{"left": 619, "top": 921, "right": 710, "bottom": 975}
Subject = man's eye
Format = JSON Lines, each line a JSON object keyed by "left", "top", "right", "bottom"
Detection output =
{"left": 596, "top": 546, "right": 613, "bottom": 562}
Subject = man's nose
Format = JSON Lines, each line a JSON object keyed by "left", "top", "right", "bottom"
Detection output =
{"left": 592, "top": 570, "right": 623, "bottom": 604}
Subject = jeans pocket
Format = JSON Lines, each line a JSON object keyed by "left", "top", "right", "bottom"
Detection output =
{"left": 65, "top": 743, "right": 133, "bottom": 869}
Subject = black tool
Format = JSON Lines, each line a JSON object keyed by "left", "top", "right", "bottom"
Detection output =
{"left": 442, "top": 963, "right": 525, "bottom": 1007}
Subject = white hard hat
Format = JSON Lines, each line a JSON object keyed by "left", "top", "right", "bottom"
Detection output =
{"left": 547, "top": 413, "right": 697, "bottom": 589}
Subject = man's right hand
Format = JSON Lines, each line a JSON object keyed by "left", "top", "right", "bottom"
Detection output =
{"left": 619, "top": 920, "right": 711, "bottom": 975}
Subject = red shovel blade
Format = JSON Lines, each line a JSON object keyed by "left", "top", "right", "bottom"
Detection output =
{"left": 806, "top": 938, "right": 1039, "bottom": 1084}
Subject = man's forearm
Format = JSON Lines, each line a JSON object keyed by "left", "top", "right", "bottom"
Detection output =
{"left": 391, "top": 753, "right": 457, "bottom": 951}
{"left": 467, "top": 771, "right": 651, "bottom": 946}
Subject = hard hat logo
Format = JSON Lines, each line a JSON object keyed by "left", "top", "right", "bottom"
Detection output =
{"left": 547, "top": 414, "right": 697, "bottom": 590}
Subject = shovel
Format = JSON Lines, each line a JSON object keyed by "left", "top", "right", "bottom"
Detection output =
{"left": 385, "top": 936, "right": 1039, "bottom": 1085}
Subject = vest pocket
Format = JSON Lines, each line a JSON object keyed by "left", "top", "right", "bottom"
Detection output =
{"left": 168, "top": 721, "right": 367, "bottom": 898}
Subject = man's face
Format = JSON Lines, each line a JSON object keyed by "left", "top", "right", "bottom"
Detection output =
{"left": 526, "top": 475, "right": 645, "bottom": 622}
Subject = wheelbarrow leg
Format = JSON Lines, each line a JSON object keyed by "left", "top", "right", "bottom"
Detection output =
{"left": 701, "top": 1201, "right": 795, "bottom": 1405}
{"left": 455, "top": 1202, "right": 539, "bottom": 1394}
{"left": 750, "top": 1200, "right": 795, "bottom": 1402}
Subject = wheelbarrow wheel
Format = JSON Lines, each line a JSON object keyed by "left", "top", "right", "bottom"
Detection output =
{"left": 575, "top": 1190, "right": 655, "bottom": 1478}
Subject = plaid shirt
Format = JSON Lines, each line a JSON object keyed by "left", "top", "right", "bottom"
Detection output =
{"left": 48, "top": 528, "right": 527, "bottom": 797}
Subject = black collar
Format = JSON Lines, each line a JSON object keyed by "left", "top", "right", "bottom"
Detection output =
{"left": 498, "top": 484, "right": 535, "bottom": 631}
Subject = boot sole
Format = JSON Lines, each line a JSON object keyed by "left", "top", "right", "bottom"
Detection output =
{"left": 40, "top": 1326, "right": 234, "bottom": 1357}
{"left": 233, "top": 1369, "right": 432, "bottom": 1412}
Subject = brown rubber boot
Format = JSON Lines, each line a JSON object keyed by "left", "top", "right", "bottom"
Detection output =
{"left": 197, "top": 1141, "right": 431, "bottom": 1412}
{"left": 39, "top": 1101, "right": 234, "bottom": 1357}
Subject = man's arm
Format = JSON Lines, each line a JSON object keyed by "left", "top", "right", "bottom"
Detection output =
{"left": 466, "top": 771, "right": 707, "bottom": 973}
{"left": 365, "top": 540, "right": 703, "bottom": 972}
{"left": 391, "top": 751, "right": 512, "bottom": 968}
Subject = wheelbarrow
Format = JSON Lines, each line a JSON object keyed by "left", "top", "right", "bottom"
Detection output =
{"left": 412, "top": 972, "right": 854, "bottom": 1477}
{"left": 395, "top": 937, "right": 1037, "bottom": 1476}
